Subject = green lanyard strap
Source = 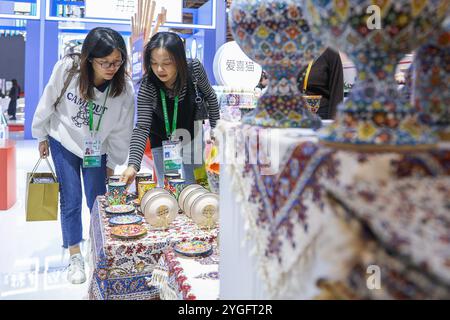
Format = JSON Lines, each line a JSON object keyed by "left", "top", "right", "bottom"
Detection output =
{"left": 160, "top": 88, "right": 179, "bottom": 139}
{"left": 88, "top": 85, "right": 110, "bottom": 133}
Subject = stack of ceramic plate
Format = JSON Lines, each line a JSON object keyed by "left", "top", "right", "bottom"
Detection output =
{"left": 178, "top": 184, "right": 219, "bottom": 228}
{"left": 178, "top": 184, "right": 206, "bottom": 213}
{"left": 140, "top": 188, "right": 178, "bottom": 229}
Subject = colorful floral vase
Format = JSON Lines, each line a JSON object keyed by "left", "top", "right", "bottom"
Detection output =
{"left": 229, "top": 0, "right": 323, "bottom": 129}
{"left": 412, "top": 18, "right": 450, "bottom": 141}
{"left": 107, "top": 182, "right": 127, "bottom": 206}
{"left": 305, "top": 0, "right": 448, "bottom": 150}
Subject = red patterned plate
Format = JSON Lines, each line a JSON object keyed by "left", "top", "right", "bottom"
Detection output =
{"left": 110, "top": 224, "right": 147, "bottom": 239}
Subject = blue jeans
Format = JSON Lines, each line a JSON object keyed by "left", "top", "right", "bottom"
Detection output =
{"left": 48, "top": 136, "right": 107, "bottom": 249}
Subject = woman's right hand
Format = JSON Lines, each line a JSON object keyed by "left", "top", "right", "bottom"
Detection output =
{"left": 39, "top": 140, "right": 49, "bottom": 158}
{"left": 121, "top": 166, "right": 137, "bottom": 185}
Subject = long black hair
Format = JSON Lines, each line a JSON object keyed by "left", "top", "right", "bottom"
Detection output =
{"left": 143, "top": 32, "right": 188, "bottom": 96}
{"left": 70, "top": 27, "right": 128, "bottom": 101}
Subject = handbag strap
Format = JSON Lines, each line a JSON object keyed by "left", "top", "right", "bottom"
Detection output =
{"left": 29, "top": 157, "right": 58, "bottom": 184}
{"left": 188, "top": 60, "right": 203, "bottom": 104}
{"left": 53, "top": 57, "right": 79, "bottom": 109}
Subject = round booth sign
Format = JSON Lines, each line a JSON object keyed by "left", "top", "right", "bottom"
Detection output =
{"left": 213, "top": 41, "right": 262, "bottom": 89}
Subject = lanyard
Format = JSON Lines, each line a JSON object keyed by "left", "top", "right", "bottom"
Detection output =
{"left": 88, "top": 85, "right": 110, "bottom": 133}
{"left": 303, "top": 60, "right": 314, "bottom": 93}
{"left": 160, "top": 88, "right": 179, "bottom": 139}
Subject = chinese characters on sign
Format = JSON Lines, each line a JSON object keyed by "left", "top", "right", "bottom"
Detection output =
{"left": 226, "top": 60, "right": 256, "bottom": 72}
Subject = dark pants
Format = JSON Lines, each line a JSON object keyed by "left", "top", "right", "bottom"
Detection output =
{"left": 48, "top": 136, "right": 107, "bottom": 248}
{"left": 8, "top": 99, "right": 16, "bottom": 118}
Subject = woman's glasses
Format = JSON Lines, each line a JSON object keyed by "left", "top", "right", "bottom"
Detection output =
{"left": 92, "top": 59, "right": 124, "bottom": 70}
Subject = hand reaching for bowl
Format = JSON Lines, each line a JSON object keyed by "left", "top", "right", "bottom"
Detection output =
{"left": 121, "top": 165, "right": 137, "bottom": 185}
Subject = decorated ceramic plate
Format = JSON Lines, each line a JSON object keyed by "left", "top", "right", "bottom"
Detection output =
{"left": 109, "top": 214, "right": 142, "bottom": 226}
{"left": 110, "top": 224, "right": 147, "bottom": 239}
{"left": 105, "top": 204, "right": 135, "bottom": 215}
{"left": 173, "top": 240, "right": 213, "bottom": 257}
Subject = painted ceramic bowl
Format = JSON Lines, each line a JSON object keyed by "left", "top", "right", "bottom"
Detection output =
{"left": 305, "top": 0, "right": 448, "bottom": 149}
{"left": 135, "top": 172, "right": 153, "bottom": 199}
{"left": 138, "top": 180, "right": 157, "bottom": 202}
{"left": 302, "top": 95, "right": 322, "bottom": 113}
{"left": 229, "top": 0, "right": 323, "bottom": 128}
{"left": 168, "top": 178, "right": 186, "bottom": 200}
{"left": 107, "top": 182, "right": 127, "bottom": 206}
{"left": 164, "top": 173, "right": 181, "bottom": 190}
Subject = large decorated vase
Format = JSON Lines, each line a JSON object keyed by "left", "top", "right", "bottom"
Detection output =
{"left": 305, "top": 0, "right": 448, "bottom": 150}
{"left": 412, "top": 17, "right": 450, "bottom": 141}
{"left": 229, "top": 0, "right": 323, "bottom": 129}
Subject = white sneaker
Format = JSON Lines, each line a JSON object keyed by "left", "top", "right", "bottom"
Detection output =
{"left": 67, "top": 253, "right": 86, "bottom": 284}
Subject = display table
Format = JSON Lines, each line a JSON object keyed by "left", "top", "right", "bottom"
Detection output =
{"left": 0, "top": 139, "right": 16, "bottom": 210}
{"left": 87, "top": 196, "right": 218, "bottom": 300}
{"left": 148, "top": 246, "right": 219, "bottom": 300}
{"left": 217, "top": 119, "right": 450, "bottom": 299}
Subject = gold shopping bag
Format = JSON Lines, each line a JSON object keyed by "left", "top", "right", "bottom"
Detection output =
{"left": 25, "top": 157, "right": 59, "bottom": 221}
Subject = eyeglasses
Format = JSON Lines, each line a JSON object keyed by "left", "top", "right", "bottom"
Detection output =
{"left": 92, "top": 59, "right": 124, "bottom": 70}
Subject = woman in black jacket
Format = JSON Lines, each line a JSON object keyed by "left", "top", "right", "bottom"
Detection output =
{"left": 121, "top": 32, "right": 219, "bottom": 186}
{"left": 8, "top": 79, "right": 20, "bottom": 120}
{"left": 299, "top": 48, "right": 344, "bottom": 120}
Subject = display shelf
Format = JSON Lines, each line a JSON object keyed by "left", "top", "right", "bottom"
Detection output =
{"left": 0, "top": 0, "right": 40, "bottom": 20}
{"left": 45, "top": 0, "right": 217, "bottom": 30}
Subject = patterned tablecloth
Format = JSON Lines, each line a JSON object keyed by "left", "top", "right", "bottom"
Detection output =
{"left": 87, "top": 196, "right": 218, "bottom": 300}
{"left": 322, "top": 169, "right": 450, "bottom": 299}
{"left": 147, "top": 246, "right": 219, "bottom": 300}
{"left": 216, "top": 119, "right": 450, "bottom": 299}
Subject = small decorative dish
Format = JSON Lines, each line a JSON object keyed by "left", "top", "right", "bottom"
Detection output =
{"left": 105, "top": 204, "right": 136, "bottom": 215}
{"left": 173, "top": 240, "right": 213, "bottom": 257}
{"left": 110, "top": 224, "right": 147, "bottom": 239}
{"left": 109, "top": 214, "right": 143, "bottom": 226}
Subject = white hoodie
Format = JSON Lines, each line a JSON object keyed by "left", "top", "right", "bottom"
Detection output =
{"left": 32, "top": 57, "right": 135, "bottom": 169}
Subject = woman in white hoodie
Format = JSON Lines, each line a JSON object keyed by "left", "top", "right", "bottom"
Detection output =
{"left": 32, "top": 27, "right": 135, "bottom": 284}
